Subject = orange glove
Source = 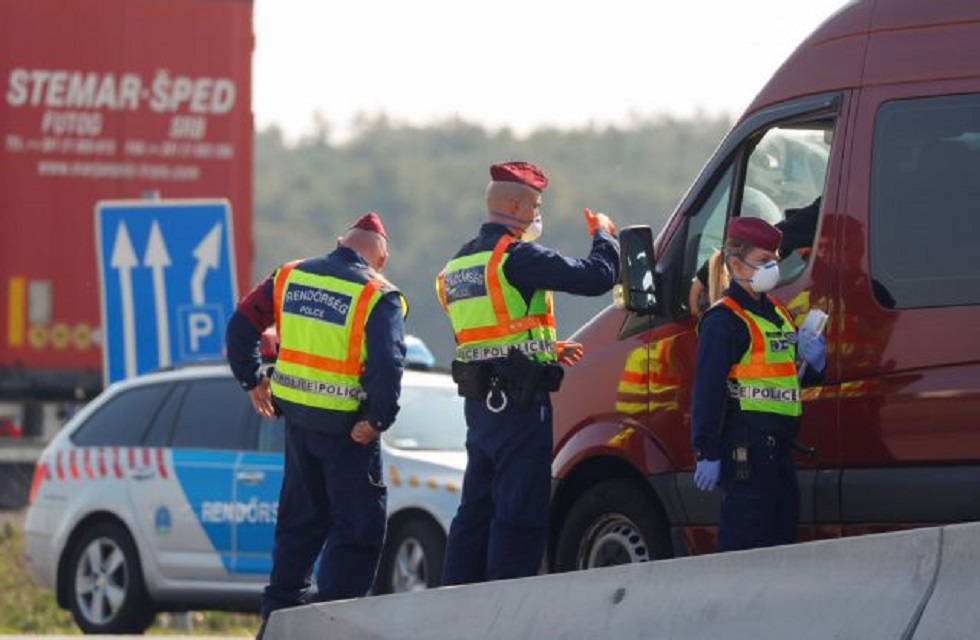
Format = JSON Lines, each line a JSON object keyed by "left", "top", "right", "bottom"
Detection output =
{"left": 583, "top": 208, "right": 616, "bottom": 236}
{"left": 557, "top": 340, "right": 584, "bottom": 367}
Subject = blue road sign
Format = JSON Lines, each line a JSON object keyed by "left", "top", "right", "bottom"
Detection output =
{"left": 95, "top": 200, "right": 239, "bottom": 385}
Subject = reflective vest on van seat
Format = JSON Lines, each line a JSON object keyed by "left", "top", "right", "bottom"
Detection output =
{"left": 716, "top": 295, "right": 802, "bottom": 417}
{"left": 271, "top": 260, "right": 390, "bottom": 411}
{"left": 435, "top": 235, "right": 557, "bottom": 363}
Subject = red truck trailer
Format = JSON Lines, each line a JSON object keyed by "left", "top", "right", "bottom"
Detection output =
{"left": 548, "top": 0, "right": 980, "bottom": 571}
{"left": 1, "top": 0, "right": 254, "bottom": 431}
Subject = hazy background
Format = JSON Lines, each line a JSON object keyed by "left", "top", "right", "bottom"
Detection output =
{"left": 248, "top": 1, "right": 853, "bottom": 366}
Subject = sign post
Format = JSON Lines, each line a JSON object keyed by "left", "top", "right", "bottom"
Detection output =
{"left": 96, "top": 199, "right": 239, "bottom": 385}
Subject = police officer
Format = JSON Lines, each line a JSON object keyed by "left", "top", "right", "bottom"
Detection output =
{"left": 435, "top": 161, "right": 619, "bottom": 584}
{"left": 225, "top": 212, "right": 406, "bottom": 630}
{"left": 691, "top": 216, "right": 826, "bottom": 551}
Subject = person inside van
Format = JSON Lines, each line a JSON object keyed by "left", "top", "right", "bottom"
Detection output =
{"left": 689, "top": 196, "right": 821, "bottom": 316}
{"left": 690, "top": 216, "right": 826, "bottom": 552}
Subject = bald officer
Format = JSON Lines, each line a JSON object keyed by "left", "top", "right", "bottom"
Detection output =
{"left": 226, "top": 212, "right": 406, "bottom": 633}
{"left": 436, "top": 161, "right": 619, "bottom": 584}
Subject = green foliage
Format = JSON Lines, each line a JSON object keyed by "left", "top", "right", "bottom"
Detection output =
{"left": 255, "top": 115, "right": 733, "bottom": 366}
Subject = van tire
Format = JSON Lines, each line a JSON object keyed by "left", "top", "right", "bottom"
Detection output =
{"left": 66, "top": 521, "right": 155, "bottom": 634}
{"left": 554, "top": 479, "right": 670, "bottom": 572}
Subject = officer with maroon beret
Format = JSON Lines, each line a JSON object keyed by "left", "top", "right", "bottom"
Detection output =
{"left": 691, "top": 215, "right": 826, "bottom": 551}
{"left": 435, "top": 161, "right": 619, "bottom": 584}
{"left": 226, "top": 212, "right": 406, "bottom": 633}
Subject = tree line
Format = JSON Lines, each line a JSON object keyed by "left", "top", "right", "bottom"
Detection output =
{"left": 253, "top": 114, "right": 734, "bottom": 366}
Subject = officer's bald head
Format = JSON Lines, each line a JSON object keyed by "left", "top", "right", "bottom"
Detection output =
{"left": 339, "top": 228, "right": 388, "bottom": 272}
{"left": 486, "top": 181, "right": 541, "bottom": 234}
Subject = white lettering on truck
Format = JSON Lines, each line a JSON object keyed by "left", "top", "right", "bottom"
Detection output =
{"left": 6, "top": 68, "right": 237, "bottom": 114}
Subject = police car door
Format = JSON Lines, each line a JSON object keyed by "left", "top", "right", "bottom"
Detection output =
{"left": 140, "top": 376, "right": 247, "bottom": 580}
{"left": 232, "top": 415, "right": 284, "bottom": 578}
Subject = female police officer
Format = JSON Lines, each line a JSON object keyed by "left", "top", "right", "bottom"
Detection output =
{"left": 690, "top": 216, "right": 826, "bottom": 551}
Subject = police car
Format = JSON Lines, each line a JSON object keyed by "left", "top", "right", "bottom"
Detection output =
{"left": 23, "top": 363, "right": 465, "bottom": 634}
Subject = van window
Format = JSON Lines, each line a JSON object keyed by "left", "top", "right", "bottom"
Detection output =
{"left": 683, "top": 119, "right": 833, "bottom": 314}
{"left": 871, "top": 94, "right": 980, "bottom": 309}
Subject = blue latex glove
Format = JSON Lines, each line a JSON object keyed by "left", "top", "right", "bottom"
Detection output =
{"left": 694, "top": 459, "right": 721, "bottom": 492}
{"left": 799, "top": 332, "right": 827, "bottom": 373}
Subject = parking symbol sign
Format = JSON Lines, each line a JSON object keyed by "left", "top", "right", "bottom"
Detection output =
{"left": 96, "top": 200, "right": 239, "bottom": 385}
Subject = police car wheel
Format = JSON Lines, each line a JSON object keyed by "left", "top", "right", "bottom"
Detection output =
{"left": 66, "top": 520, "right": 155, "bottom": 634}
{"left": 554, "top": 479, "right": 670, "bottom": 572}
{"left": 374, "top": 518, "right": 446, "bottom": 594}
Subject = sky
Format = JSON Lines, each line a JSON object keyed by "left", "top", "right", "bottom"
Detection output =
{"left": 253, "top": 0, "right": 854, "bottom": 143}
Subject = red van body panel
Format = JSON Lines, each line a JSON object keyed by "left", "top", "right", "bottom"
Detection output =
{"left": 549, "top": 0, "right": 980, "bottom": 565}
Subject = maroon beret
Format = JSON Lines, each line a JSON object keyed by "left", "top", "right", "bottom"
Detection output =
{"left": 349, "top": 211, "right": 387, "bottom": 238}
{"left": 727, "top": 216, "right": 782, "bottom": 252}
{"left": 489, "top": 161, "right": 548, "bottom": 192}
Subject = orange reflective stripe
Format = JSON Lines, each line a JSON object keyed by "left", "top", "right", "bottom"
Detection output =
{"left": 273, "top": 260, "right": 302, "bottom": 338}
{"left": 454, "top": 313, "right": 554, "bottom": 344}
{"left": 730, "top": 361, "right": 798, "bottom": 378}
{"left": 717, "top": 297, "right": 767, "bottom": 366}
{"left": 346, "top": 277, "right": 383, "bottom": 366}
{"left": 277, "top": 348, "right": 360, "bottom": 375}
{"left": 485, "top": 235, "right": 515, "bottom": 325}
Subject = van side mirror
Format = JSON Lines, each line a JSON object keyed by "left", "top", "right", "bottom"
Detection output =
{"left": 614, "top": 225, "right": 658, "bottom": 315}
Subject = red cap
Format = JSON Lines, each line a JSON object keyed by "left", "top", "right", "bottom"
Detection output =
{"left": 727, "top": 216, "right": 782, "bottom": 252}
{"left": 349, "top": 211, "right": 387, "bottom": 238}
{"left": 489, "top": 161, "right": 548, "bottom": 192}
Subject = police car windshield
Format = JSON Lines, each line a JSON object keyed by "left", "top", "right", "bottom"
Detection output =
{"left": 383, "top": 384, "right": 466, "bottom": 451}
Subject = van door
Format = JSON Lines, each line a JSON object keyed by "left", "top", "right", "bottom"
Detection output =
{"left": 838, "top": 84, "right": 980, "bottom": 534}
{"left": 656, "top": 94, "right": 848, "bottom": 549}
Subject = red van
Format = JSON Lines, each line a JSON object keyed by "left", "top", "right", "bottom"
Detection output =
{"left": 548, "top": 0, "right": 980, "bottom": 571}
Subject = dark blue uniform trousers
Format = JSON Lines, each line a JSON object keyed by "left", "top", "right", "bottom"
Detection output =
{"left": 718, "top": 428, "right": 799, "bottom": 551}
{"left": 441, "top": 392, "right": 552, "bottom": 585}
{"left": 261, "top": 423, "right": 386, "bottom": 619}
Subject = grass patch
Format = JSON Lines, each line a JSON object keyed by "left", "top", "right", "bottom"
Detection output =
{"left": 0, "top": 516, "right": 259, "bottom": 636}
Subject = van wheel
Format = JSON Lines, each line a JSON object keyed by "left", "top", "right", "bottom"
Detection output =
{"left": 66, "top": 521, "right": 155, "bottom": 634}
{"left": 555, "top": 479, "right": 670, "bottom": 572}
{"left": 375, "top": 518, "right": 445, "bottom": 594}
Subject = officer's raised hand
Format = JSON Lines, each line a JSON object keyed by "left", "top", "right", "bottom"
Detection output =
{"left": 557, "top": 340, "right": 584, "bottom": 367}
{"left": 799, "top": 332, "right": 827, "bottom": 373}
{"left": 351, "top": 420, "right": 381, "bottom": 445}
{"left": 694, "top": 458, "right": 721, "bottom": 491}
{"left": 583, "top": 208, "right": 616, "bottom": 237}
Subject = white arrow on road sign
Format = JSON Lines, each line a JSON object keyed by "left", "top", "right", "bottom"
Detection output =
{"left": 192, "top": 222, "right": 223, "bottom": 305}
{"left": 97, "top": 199, "right": 238, "bottom": 386}
{"left": 145, "top": 220, "right": 172, "bottom": 369}
{"left": 110, "top": 221, "right": 138, "bottom": 379}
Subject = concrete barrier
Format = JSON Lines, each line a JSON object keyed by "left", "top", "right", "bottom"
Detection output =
{"left": 912, "top": 521, "right": 980, "bottom": 639}
{"left": 266, "top": 527, "right": 943, "bottom": 640}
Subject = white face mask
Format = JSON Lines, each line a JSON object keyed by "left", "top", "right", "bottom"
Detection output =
{"left": 747, "top": 259, "right": 780, "bottom": 293}
{"left": 522, "top": 216, "right": 543, "bottom": 242}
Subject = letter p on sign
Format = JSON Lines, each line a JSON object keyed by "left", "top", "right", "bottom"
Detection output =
{"left": 178, "top": 304, "right": 225, "bottom": 360}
